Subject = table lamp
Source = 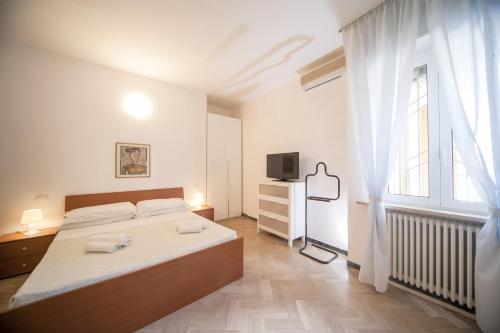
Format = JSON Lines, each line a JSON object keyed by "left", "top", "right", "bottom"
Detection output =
{"left": 193, "top": 193, "right": 204, "bottom": 208}
{"left": 20, "top": 209, "right": 43, "bottom": 235}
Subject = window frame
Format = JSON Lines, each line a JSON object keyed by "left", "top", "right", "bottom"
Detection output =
{"left": 385, "top": 48, "right": 440, "bottom": 209}
{"left": 385, "top": 45, "right": 488, "bottom": 215}
{"left": 439, "top": 99, "right": 489, "bottom": 214}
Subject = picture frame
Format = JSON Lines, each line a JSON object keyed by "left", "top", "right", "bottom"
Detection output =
{"left": 115, "top": 143, "right": 150, "bottom": 178}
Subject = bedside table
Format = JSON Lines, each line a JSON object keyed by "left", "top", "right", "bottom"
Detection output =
{"left": 192, "top": 205, "right": 214, "bottom": 221}
{"left": 0, "top": 227, "right": 58, "bottom": 279}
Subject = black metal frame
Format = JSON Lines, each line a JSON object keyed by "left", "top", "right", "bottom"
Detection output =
{"left": 299, "top": 162, "right": 341, "bottom": 264}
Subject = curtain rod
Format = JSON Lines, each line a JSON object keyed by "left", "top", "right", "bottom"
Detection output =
{"left": 338, "top": 0, "right": 392, "bottom": 33}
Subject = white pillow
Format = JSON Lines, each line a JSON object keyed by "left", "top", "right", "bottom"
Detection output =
{"left": 60, "top": 214, "right": 134, "bottom": 230}
{"left": 136, "top": 198, "right": 189, "bottom": 217}
{"left": 136, "top": 206, "right": 189, "bottom": 219}
{"left": 64, "top": 202, "right": 136, "bottom": 226}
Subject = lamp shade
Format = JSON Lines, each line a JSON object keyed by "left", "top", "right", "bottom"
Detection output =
{"left": 194, "top": 193, "right": 204, "bottom": 207}
{"left": 20, "top": 209, "right": 44, "bottom": 225}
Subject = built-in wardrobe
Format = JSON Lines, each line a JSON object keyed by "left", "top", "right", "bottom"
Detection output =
{"left": 207, "top": 113, "right": 242, "bottom": 221}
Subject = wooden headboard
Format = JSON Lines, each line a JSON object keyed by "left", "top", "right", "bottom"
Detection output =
{"left": 65, "top": 187, "right": 184, "bottom": 211}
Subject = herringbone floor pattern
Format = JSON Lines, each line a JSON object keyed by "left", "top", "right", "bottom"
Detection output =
{"left": 0, "top": 217, "right": 480, "bottom": 332}
{"left": 138, "top": 217, "right": 480, "bottom": 333}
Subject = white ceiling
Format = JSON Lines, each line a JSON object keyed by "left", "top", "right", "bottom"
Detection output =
{"left": 0, "top": 0, "right": 382, "bottom": 106}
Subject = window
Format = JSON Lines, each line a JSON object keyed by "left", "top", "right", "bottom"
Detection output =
{"left": 452, "top": 139, "right": 482, "bottom": 202}
{"left": 386, "top": 46, "right": 486, "bottom": 214}
{"left": 389, "top": 65, "right": 429, "bottom": 197}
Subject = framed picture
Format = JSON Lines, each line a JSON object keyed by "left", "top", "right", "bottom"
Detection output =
{"left": 115, "top": 143, "right": 150, "bottom": 178}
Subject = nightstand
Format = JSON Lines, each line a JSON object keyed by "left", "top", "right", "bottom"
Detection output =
{"left": 0, "top": 227, "right": 58, "bottom": 279}
{"left": 192, "top": 205, "right": 214, "bottom": 221}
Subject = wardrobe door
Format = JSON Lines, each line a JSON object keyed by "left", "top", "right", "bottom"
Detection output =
{"left": 226, "top": 117, "right": 241, "bottom": 218}
{"left": 207, "top": 113, "right": 228, "bottom": 221}
{"left": 207, "top": 113, "right": 242, "bottom": 221}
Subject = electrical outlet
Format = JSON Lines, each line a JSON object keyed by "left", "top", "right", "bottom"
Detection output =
{"left": 35, "top": 193, "right": 50, "bottom": 201}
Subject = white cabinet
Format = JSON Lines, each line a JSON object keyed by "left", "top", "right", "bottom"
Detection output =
{"left": 258, "top": 181, "right": 305, "bottom": 247}
{"left": 207, "top": 113, "right": 241, "bottom": 221}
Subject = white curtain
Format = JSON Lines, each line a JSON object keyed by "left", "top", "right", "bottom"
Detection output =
{"left": 342, "top": 0, "right": 420, "bottom": 292}
{"left": 426, "top": 0, "right": 499, "bottom": 331}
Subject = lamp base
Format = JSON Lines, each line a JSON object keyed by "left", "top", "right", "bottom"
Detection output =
{"left": 24, "top": 225, "right": 40, "bottom": 236}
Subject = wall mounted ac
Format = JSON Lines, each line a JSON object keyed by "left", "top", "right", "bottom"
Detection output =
{"left": 298, "top": 47, "right": 345, "bottom": 92}
{"left": 302, "top": 67, "right": 345, "bottom": 92}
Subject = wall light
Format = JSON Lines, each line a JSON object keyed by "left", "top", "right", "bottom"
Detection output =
{"left": 122, "top": 92, "right": 152, "bottom": 119}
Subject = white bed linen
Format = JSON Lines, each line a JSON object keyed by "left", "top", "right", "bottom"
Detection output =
{"left": 10, "top": 211, "right": 236, "bottom": 308}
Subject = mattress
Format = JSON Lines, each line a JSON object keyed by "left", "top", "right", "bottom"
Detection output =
{"left": 10, "top": 211, "right": 236, "bottom": 308}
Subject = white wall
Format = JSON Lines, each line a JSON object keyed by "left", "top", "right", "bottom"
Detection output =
{"left": 0, "top": 41, "right": 207, "bottom": 234}
{"left": 240, "top": 78, "right": 349, "bottom": 251}
{"left": 346, "top": 105, "right": 369, "bottom": 265}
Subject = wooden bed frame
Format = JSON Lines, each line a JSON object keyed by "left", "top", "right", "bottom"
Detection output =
{"left": 0, "top": 188, "right": 244, "bottom": 332}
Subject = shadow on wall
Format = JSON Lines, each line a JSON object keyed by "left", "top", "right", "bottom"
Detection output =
{"left": 299, "top": 158, "right": 348, "bottom": 251}
{"left": 300, "top": 157, "right": 315, "bottom": 179}
{"left": 224, "top": 83, "right": 260, "bottom": 101}
{"left": 197, "top": 24, "right": 249, "bottom": 75}
{"left": 211, "top": 35, "right": 314, "bottom": 99}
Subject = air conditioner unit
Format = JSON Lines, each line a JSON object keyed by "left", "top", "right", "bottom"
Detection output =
{"left": 299, "top": 49, "right": 346, "bottom": 92}
{"left": 302, "top": 67, "right": 345, "bottom": 92}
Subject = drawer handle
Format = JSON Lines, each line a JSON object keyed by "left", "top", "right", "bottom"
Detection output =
{"left": 22, "top": 246, "right": 28, "bottom": 251}
{"left": 21, "top": 263, "right": 27, "bottom": 267}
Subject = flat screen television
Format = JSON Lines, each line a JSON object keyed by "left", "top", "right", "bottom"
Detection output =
{"left": 267, "top": 152, "right": 299, "bottom": 180}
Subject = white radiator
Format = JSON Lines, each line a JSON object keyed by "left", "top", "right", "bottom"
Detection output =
{"left": 387, "top": 208, "right": 481, "bottom": 309}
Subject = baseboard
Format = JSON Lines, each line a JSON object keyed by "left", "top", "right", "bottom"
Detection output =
{"left": 344, "top": 260, "right": 476, "bottom": 319}
{"left": 241, "top": 213, "right": 257, "bottom": 221}
{"left": 346, "top": 260, "right": 361, "bottom": 270}
{"left": 306, "top": 237, "right": 348, "bottom": 256}
{"left": 389, "top": 278, "right": 476, "bottom": 316}
{"left": 242, "top": 215, "right": 346, "bottom": 254}
{"left": 389, "top": 280, "right": 476, "bottom": 319}
{"left": 217, "top": 215, "right": 243, "bottom": 222}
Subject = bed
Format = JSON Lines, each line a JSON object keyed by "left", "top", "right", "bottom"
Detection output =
{"left": 0, "top": 188, "right": 244, "bottom": 332}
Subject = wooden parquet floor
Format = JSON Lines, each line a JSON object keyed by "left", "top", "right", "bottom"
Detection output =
{"left": 0, "top": 217, "right": 481, "bottom": 332}
{"left": 138, "top": 217, "right": 480, "bottom": 333}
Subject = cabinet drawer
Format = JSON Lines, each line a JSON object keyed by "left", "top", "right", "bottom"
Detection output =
{"left": 259, "top": 199, "right": 289, "bottom": 217}
{"left": 259, "top": 214, "right": 289, "bottom": 235}
{"left": 259, "top": 184, "right": 289, "bottom": 199}
{"left": 0, "top": 254, "right": 44, "bottom": 279}
{"left": 0, "top": 236, "right": 54, "bottom": 261}
{"left": 194, "top": 209, "right": 214, "bottom": 221}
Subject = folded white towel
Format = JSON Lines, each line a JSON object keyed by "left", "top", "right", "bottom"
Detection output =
{"left": 90, "top": 234, "right": 132, "bottom": 247}
{"left": 175, "top": 221, "right": 208, "bottom": 231}
{"left": 85, "top": 241, "right": 119, "bottom": 253}
{"left": 177, "top": 223, "right": 203, "bottom": 234}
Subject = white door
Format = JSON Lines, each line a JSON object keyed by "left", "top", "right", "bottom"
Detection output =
{"left": 207, "top": 113, "right": 241, "bottom": 221}
{"left": 226, "top": 118, "right": 241, "bottom": 218}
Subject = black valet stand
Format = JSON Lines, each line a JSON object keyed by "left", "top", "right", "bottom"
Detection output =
{"left": 299, "top": 162, "right": 341, "bottom": 264}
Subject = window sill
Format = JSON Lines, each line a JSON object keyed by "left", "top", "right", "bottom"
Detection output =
{"left": 356, "top": 200, "right": 487, "bottom": 225}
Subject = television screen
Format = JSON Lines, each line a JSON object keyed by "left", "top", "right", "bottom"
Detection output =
{"left": 267, "top": 152, "right": 299, "bottom": 180}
